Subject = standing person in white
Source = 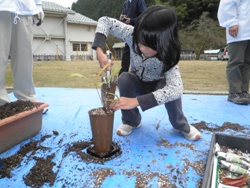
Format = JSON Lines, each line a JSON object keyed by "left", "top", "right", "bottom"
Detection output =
{"left": 218, "top": 0, "right": 250, "bottom": 105}
{"left": 0, "top": 0, "right": 44, "bottom": 106}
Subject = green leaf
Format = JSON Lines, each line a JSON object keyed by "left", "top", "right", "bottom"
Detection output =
{"left": 70, "top": 73, "right": 84, "bottom": 77}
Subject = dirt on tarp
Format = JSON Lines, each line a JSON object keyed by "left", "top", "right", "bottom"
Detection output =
{"left": 0, "top": 102, "right": 248, "bottom": 188}
{"left": 0, "top": 134, "right": 121, "bottom": 187}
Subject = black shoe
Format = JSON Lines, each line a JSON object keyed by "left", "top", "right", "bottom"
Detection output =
{"left": 242, "top": 91, "right": 250, "bottom": 104}
{"left": 228, "top": 93, "right": 249, "bottom": 105}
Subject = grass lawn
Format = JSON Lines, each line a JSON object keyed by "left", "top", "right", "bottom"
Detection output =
{"left": 5, "top": 60, "right": 229, "bottom": 92}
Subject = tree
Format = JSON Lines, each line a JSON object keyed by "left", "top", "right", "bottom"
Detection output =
{"left": 179, "top": 12, "right": 226, "bottom": 59}
{"left": 71, "top": 0, "right": 225, "bottom": 57}
{"left": 73, "top": 0, "right": 125, "bottom": 21}
{"left": 166, "top": 0, "right": 219, "bottom": 28}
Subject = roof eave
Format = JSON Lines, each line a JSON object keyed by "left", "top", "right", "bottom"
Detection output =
{"left": 44, "top": 10, "right": 68, "bottom": 15}
{"left": 67, "top": 21, "right": 97, "bottom": 26}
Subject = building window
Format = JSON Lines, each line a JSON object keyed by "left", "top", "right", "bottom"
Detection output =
{"left": 81, "top": 44, "right": 88, "bottom": 51}
{"left": 72, "top": 43, "right": 88, "bottom": 51}
{"left": 73, "top": 44, "right": 79, "bottom": 51}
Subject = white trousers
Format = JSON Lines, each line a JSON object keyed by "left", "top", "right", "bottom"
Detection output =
{"left": 0, "top": 11, "right": 36, "bottom": 105}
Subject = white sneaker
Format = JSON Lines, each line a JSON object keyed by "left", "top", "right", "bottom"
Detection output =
{"left": 43, "top": 107, "right": 49, "bottom": 114}
{"left": 116, "top": 122, "right": 142, "bottom": 136}
{"left": 181, "top": 125, "right": 201, "bottom": 141}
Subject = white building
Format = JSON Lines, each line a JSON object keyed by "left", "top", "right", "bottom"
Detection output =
{"left": 33, "top": 1, "right": 97, "bottom": 61}
{"left": 112, "top": 42, "right": 125, "bottom": 59}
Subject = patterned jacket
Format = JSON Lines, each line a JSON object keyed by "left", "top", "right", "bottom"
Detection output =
{"left": 92, "top": 16, "right": 183, "bottom": 111}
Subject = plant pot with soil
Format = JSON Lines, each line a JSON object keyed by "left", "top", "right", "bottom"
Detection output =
{"left": 88, "top": 73, "right": 119, "bottom": 157}
{"left": 0, "top": 100, "right": 49, "bottom": 153}
{"left": 71, "top": 50, "right": 120, "bottom": 158}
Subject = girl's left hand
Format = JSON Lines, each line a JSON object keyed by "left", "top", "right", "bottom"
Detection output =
{"left": 110, "top": 97, "right": 139, "bottom": 111}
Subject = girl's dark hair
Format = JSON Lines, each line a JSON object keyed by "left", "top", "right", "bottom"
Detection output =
{"left": 133, "top": 5, "right": 181, "bottom": 72}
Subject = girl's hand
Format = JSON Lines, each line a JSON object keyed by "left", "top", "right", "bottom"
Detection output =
{"left": 96, "top": 47, "right": 114, "bottom": 70}
{"left": 110, "top": 97, "right": 139, "bottom": 111}
{"left": 96, "top": 47, "right": 109, "bottom": 68}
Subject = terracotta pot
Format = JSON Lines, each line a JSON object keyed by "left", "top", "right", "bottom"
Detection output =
{"left": 0, "top": 102, "right": 48, "bottom": 154}
{"left": 88, "top": 107, "right": 114, "bottom": 154}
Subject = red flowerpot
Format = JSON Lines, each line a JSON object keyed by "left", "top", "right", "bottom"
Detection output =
{"left": 0, "top": 102, "right": 48, "bottom": 154}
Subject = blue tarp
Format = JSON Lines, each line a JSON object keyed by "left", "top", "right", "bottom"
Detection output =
{"left": 0, "top": 88, "right": 250, "bottom": 187}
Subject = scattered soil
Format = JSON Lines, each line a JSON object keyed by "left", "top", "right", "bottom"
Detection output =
{"left": 24, "top": 154, "right": 56, "bottom": 187}
{"left": 0, "top": 135, "right": 121, "bottom": 187}
{"left": 0, "top": 102, "right": 249, "bottom": 187}
{"left": 63, "top": 141, "right": 122, "bottom": 165}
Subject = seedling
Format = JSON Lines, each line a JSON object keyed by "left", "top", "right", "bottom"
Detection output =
{"left": 104, "top": 92, "right": 119, "bottom": 103}
{"left": 70, "top": 50, "right": 120, "bottom": 112}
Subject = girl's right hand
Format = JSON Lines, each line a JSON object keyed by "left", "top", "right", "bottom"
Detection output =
{"left": 96, "top": 47, "right": 109, "bottom": 68}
